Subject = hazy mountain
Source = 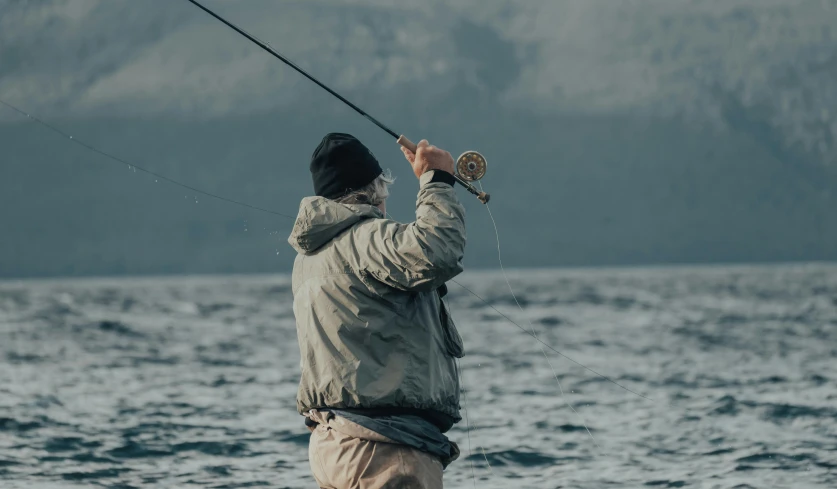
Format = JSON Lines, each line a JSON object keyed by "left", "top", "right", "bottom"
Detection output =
{"left": 1, "top": 0, "right": 835, "bottom": 277}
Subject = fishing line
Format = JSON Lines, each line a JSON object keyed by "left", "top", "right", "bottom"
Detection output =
{"left": 2, "top": 2, "right": 675, "bottom": 482}
{"left": 456, "top": 358, "right": 479, "bottom": 489}
{"left": 0, "top": 99, "right": 294, "bottom": 219}
{"left": 3, "top": 96, "right": 652, "bottom": 407}
{"left": 389, "top": 209, "right": 492, "bottom": 484}
{"left": 477, "top": 192, "right": 599, "bottom": 450}
{"left": 458, "top": 362, "right": 496, "bottom": 478}
{"left": 449, "top": 278, "right": 654, "bottom": 404}
{"left": 6, "top": 0, "right": 659, "bottom": 462}
{"left": 3, "top": 95, "right": 660, "bottom": 477}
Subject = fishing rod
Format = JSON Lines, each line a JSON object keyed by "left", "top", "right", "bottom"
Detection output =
{"left": 184, "top": 0, "right": 491, "bottom": 204}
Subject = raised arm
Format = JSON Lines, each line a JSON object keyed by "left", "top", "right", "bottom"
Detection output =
{"left": 355, "top": 141, "right": 466, "bottom": 291}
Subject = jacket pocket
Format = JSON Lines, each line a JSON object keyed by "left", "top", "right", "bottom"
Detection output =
{"left": 439, "top": 296, "right": 464, "bottom": 358}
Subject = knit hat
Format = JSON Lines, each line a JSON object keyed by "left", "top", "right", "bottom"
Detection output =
{"left": 310, "top": 133, "right": 383, "bottom": 199}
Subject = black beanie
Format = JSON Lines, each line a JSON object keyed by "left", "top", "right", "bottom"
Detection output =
{"left": 310, "top": 133, "right": 383, "bottom": 199}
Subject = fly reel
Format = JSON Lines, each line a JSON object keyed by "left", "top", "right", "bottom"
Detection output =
{"left": 456, "top": 151, "right": 487, "bottom": 181}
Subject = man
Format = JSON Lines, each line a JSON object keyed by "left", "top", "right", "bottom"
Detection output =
{"left": 288, "top": 132, "right": 467, "bottom": 488}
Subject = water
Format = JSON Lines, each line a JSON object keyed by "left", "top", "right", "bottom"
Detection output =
{"left": 1, "top": 264, "right": 835, "bottom": 488}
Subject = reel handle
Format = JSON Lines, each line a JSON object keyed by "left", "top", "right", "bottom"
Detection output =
{"left": 397, "top": 135, "right": 490, "bottom": 204}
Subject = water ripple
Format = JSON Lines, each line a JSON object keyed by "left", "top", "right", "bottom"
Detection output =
{"left": 1, "top": 266, "right": 835, "bottom": 487}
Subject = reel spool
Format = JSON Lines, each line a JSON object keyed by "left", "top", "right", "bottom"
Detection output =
{"left": 456, "top": 151, "right": 487, "bottom": 181}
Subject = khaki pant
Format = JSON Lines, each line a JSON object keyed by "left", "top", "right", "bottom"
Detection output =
{"left": 307, "top": 410, "right": 443, "bottom": 489}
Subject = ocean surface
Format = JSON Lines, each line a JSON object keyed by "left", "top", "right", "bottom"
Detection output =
{"left": 1, "top": 264, "right": 836, "bottom": 488}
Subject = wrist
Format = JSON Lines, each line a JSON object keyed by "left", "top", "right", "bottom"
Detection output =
{"left": 420, "top": 169, "right": 456, "bottom": 187}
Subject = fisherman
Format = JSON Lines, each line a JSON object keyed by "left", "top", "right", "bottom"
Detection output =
{"left": 288, "top": 133, "right": 466, "bottom": 488}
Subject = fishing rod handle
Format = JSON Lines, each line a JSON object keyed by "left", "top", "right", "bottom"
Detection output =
{"left": 396, "top": 135, "right": 418, "bottom": 153}
{"left": 397, "top": 135, "right": 490, "bottom": 204}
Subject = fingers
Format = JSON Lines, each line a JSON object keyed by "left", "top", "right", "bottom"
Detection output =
{"left": 406, "top": 138, "right": 452, "bottom": 163}
{"left": 401, "top": 138, "right": 455, "bottom": 179}
{"left": 400, "top": 146, "right": 416, "bottom": 164}
{"left": 417, "top": 140, "right": 444, "bottom": 157}
{"left": 418, "top": 139, "right": 443, "bottom": 156}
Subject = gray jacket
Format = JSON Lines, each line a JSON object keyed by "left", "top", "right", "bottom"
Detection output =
{"left": 288, "top": 171, "right": 466, "bottom": 430}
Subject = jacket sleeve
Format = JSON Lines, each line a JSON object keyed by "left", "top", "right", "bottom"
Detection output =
{"left": 356, "top": 170, "right": 466, "bottom": 292}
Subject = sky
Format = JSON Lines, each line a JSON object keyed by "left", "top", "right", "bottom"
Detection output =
{"left": 1, "top": 0, "right": 836, "bottom": 278}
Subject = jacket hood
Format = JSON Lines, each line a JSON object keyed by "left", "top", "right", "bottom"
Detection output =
{"left": 288, "top": 196, "right": 383, "bottom": 255}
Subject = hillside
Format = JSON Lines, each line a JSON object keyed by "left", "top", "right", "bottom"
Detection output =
{"left": 1, "top": 0, "right": 835, "bottom": 277}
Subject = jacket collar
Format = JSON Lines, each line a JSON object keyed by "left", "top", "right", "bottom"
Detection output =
{"left": 288, "top": 196, "right": 383, "bottom": 255}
